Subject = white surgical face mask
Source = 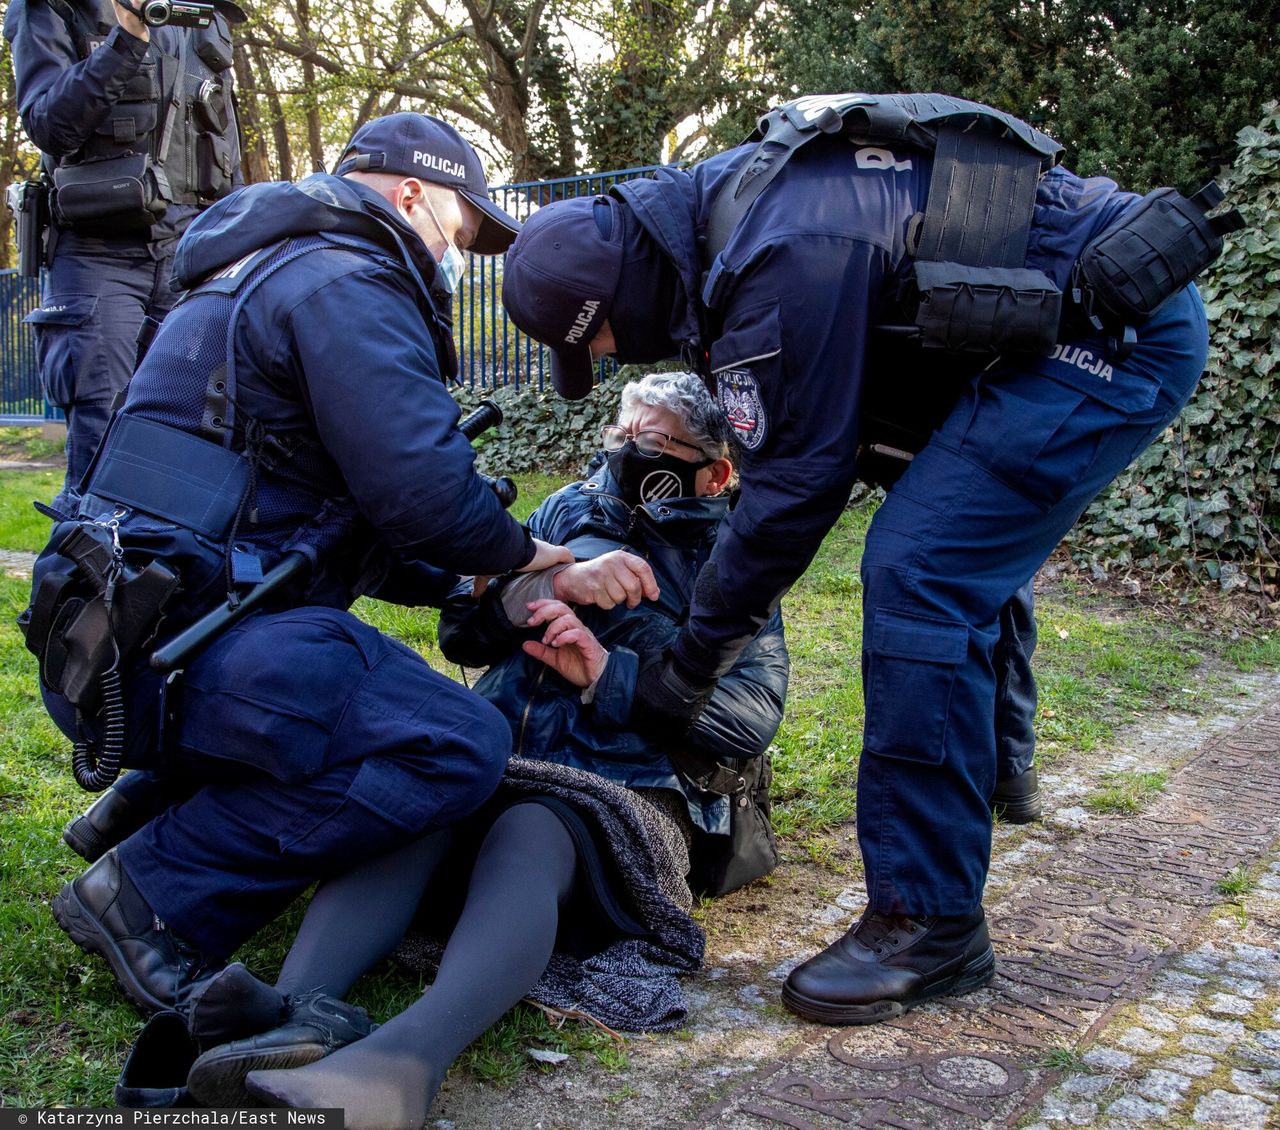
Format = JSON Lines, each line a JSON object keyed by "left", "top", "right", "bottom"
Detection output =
{"left": 435, "top": 241, "right": 466, "bottom": 293}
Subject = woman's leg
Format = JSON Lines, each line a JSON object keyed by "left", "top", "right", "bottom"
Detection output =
{"left": 248, "top": 803, "right": 576, "bottom": 1130}
{"left": 275, "top": 830, "right": 453, "bottom": 999}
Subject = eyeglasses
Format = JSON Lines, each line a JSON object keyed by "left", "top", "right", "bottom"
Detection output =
{"left": 600, "top": 424, "right": 704, "bottom": 459}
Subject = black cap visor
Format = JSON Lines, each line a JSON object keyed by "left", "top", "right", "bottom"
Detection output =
{"left": 462, "top": 189, "right": 521, "bottom": 255}
{"left": 550, "top": 347, "right": 598, "bottom": 400}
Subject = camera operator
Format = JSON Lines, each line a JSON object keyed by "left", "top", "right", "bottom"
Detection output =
{"left": 4, "top": 0, "right": 244, "bottom": 513}
{"left": 25, "top": 111, "right": 572, "bottom": 1028}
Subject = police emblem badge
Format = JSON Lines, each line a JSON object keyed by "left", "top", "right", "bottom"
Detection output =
{"left": 717, "top": 369, "right": 768, "bottom": 451}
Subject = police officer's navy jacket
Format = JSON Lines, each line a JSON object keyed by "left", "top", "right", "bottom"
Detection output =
{"left": 606, "top": 140, "right": 1144, "bottom": 681}
{"left": 81, "top": 173, "right": 534, "bottom": 623}
{"left": 436, "top": 462, "right": 789, "bottom": 835}
{"left": 5, "top": 0, "right": 241, "bottom": 248}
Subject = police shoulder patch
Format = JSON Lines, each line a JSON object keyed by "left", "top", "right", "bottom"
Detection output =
{"left": 717, "top": 368, "right": 768, "bottom": 452}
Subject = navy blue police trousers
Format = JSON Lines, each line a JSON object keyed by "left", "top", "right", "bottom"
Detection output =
{"left": 858, "top": 285, "right": 1209, "bottom": 915}
{"left": 27, "top": 243, "right": 179, "bottom": 513}
{"left": 47, "top": 605, "right": 509, "bottom": 958}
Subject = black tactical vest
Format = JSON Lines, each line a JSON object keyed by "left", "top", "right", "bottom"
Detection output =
{"left": 52, "top": 0, "right": 239, "bottom": 210}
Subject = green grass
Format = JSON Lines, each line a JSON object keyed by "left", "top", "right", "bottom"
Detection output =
{"left": 1085, "top": 768, "right": 1170, "bottom": 814}
{"left": 1038, "top": 1044, "right": 1091, "bottom": 1073}
{"left": 0, "top": 470, "right": 59, "bottom": 553}
{"left": 2, "top": 465, "right": 1280, "bottom": 1104}
{"left": 1216, "top": 863, "right": 1257, "bottom": 898}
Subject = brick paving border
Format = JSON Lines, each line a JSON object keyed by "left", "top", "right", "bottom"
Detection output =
{"left": 687, "top": 706, "right": 1280, "bottom": 1128}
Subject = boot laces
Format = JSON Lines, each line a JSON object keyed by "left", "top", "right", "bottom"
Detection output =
{"left": 854, "top": 911, "right": 927, "bottom": 955}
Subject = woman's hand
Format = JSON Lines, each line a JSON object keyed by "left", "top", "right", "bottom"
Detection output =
{"left": 522, "top": 599, "right": 608, "bottom": 688}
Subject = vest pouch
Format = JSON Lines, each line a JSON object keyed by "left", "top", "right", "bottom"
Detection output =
{"left": 52, "top": 153, "right": 165, "bottom": 233}
{"left": 121, "top": 60, "right": 162, "bottom": 102}
{"left": 913, "top": 262, "right": 1062, "bottom": 355}
{"left": 1074, "top": 185, "right": 1241, "bottom": 327}
{"left": 195, "top": 128, "right": 234, "bottom": 200}
{"left": 193, "top": 15, "right": 234, "bottom": 71}
{"left": 91, "top": 102, "right": 160, "bottom": 147}
{"left": 88, "top": 414, "right": 250, "bottom": 540}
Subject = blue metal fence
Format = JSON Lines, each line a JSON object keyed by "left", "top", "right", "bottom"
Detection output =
{"left": 457, "top": 164, "right": 671, "bottom": 392}
{"left": 0, "top": 269, "right": 48, "bottom": 425}
{"left": 0, "top": 163, "right": 668, "bottom": 421}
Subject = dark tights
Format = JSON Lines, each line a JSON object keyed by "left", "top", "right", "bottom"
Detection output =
{"left": 248, "top": 803, "right": 577, "bottom": 1129}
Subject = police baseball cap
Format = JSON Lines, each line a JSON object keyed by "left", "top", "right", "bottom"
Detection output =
{"left": 334, "top": 113, "right": 519, "bottom": 255}
{"left": 501, "top": 196, "right": 624, "bottom": 400}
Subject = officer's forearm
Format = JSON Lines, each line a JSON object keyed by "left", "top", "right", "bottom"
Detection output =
{"left": 21, "top": 28, "right": 148, "bottom": 156}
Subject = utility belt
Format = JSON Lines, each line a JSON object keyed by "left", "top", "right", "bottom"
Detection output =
{"left": 21, "top": 414, "right": 254, "bottom": 790}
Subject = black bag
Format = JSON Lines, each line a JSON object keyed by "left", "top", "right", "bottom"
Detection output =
{"left": 52, "top": 152, "right": 166, "bottom": 232}
{"left": 687, "top": 751, "right": 780, "bottom": 898}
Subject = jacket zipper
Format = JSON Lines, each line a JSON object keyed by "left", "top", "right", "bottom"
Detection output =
{"left": 515, "top": 665, "right": 548, "bottom": 757}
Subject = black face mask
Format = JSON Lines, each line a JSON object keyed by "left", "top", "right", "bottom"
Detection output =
{"left": 607, "top": 442, "right": 710, "bottom": 509}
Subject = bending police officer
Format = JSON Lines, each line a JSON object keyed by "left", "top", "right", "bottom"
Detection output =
{"left": 26, "top": 112, "right": 572, "bottom": 1021}
{"left": 4, "top": 0, "right": 243, "bottom": 512}
{"left": 499, "top": 92, "right": 1225, "bottom": 1025}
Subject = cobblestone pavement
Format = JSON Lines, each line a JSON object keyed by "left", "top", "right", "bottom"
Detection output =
{"left": 687, "top": 704, "right": 1280, "bottom": 1130}
{"left": 1021, "top": 860, "right": 1280, "bottom": 1129}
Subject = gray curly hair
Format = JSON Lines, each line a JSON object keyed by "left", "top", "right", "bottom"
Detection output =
{"left": 618, "top": 372, "right": 736, "bottom": 467}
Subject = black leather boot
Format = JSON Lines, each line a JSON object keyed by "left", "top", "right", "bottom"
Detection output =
{"left": 187, "top": 991, "right": 377, "bottom": 1107}
{"left": 989, "top": 766, "right": 1043, "bottom": 823}
{"left": 186, "top": 962, "right": 287, "bottom": 1048}
{"left": 51, "top": 849, "right": 222, "bottom": 1017}
{"left": 781, "top": 907, "right": 995, "bottom": 1025}
{"left": 115, "top": 1011, "right": 200, "bottom": 1108}
{"left": 62, "top": 785, "right": 157, "bottom": 863}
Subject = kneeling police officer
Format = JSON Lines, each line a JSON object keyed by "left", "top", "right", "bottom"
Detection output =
{"left": 24, "top": 111, "right": 571, "bottom": 1019}
{"left": 500, "top": 92, "right": 1238, "bottom": 1025}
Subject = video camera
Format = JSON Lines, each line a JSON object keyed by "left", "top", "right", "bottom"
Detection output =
{"left": 119, "top": 0, "right": 218, "bottom": 28}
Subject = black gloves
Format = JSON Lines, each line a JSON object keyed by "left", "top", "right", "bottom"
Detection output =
{"left": 631, "top": 648, "right": 719, "bottom": 741}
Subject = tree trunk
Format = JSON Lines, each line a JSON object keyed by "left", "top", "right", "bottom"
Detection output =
{"left": 232, "top": 45, "right": 272, "bottom": 184}
{"left": 297, "top": 0, "right": 325, "bottom": 173}
{"left": 250, "top": 44, "right": 293, "bottom": 181}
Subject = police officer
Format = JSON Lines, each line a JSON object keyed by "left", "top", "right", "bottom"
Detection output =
{"left": 29, "top": 111, "right": 572, "bottom": 1021}
{"left": 499, "top": 93, "right": 1219, "bottom": 1024}
{"left": 5, "top": 0, "right": 243, "bottom": 512}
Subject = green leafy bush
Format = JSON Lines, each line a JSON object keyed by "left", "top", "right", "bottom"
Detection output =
{"left": 1067, "top": 102, "right": 1280, "bottom": 591}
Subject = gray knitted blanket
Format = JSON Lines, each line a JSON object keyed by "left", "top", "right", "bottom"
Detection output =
{"left": 393, "top": 757, "right": 706, "bottom": 1032}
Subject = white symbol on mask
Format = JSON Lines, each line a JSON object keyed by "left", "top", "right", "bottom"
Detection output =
{"left": 640, "top": 469, "right": 684, "bottom": 503}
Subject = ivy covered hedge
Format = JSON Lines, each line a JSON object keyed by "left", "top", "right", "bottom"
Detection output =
{"left": 455, "top": 376, "right": 624, "bottom": 480}
{"left": 1066, "top": 102, "right": 1280, "bottom": 591}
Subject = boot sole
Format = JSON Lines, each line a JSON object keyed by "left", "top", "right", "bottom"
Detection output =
{"left": 780, "top": 945, "right": 997, "bottom": 1026}
{"left": 188, "top": 1041, "right": 330, "bottom": 1107}
{"left": 51, "top": 881, "right": 167, "bottom": 1017}
{"left": 62, "top": 816, "right": 109, "bottom": 864}
{"left": 990, "top": 790, "right": 1043, "bottom": 824}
